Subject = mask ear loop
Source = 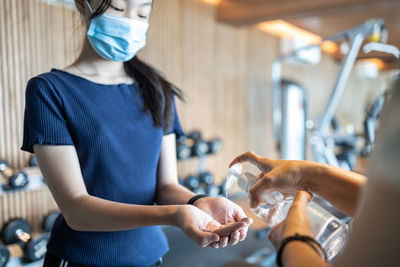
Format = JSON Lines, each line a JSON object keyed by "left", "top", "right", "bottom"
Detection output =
{"left": 80, "top": 13, "right": 86, "bottom": 28}
{"left": 84, "top": 0, "right": 95, "bottom": 14}
{"left": 81, "top": 0, "right": 96, "bottom": 28}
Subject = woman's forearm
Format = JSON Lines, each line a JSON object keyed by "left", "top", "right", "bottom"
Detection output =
{"left": 64, "top": 194, "right": 180, "bottom": 231}
{"left": 302, "top": 161, "right": 367, "bottom": 216}
{"left": 156, "top": 183, "right": 195, "bottom": 205}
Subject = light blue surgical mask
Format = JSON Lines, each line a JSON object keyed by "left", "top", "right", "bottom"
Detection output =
{"left": 85, "top": 1, "right": 149, "bottom": 62}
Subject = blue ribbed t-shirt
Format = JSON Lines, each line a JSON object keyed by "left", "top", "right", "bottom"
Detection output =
{"left": 21, "top": 69, "right": 184, "bottom": 267}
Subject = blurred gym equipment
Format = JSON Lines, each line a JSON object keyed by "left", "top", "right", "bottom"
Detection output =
{"left": 0, "top": 245, "right": 9, "bottom": 267}
{"left": 42, "top": 211, "right": 60, "bottom": 233}
{"left": 28, "top": 156, "right": 38, "bottom": 167}
{"left": 273, "top": 19, "right": 398, "bottom": 170}
{"left": 1, "top": 219, "right": 48, "bottom": 262}
{"left": 0, "top": 160, "right": 29, "bottom": 192}
{"left": 176, "top": 131, "right": 223, "bottom": 160}
{"left": 176, "top": 136, "right": 192, "bottom": 160}
{"left": 237, "top": 19, "right": 399, "bottom": 267}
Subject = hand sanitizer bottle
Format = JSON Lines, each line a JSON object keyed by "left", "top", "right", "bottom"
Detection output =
{"left": 225, "top": 163, "right": 349, "bottom": 261}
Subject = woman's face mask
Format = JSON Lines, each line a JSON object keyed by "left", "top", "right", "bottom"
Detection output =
{"left": 85, "top": 0, "right": 149, "bottom": 62}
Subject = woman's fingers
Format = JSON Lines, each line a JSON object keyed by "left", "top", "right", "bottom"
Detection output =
{"left": 210, "top": 242, "right": 219, "bottom": 249}
{"left": 220, "top": 236, "right": 229, "bottom": 248}
{"left": 228, "top": 230, "right": 240, "bottom": 246}
{"left": 231, "top": 203, "right": 250, "bottom": 222}
{"left": 238, "top": 226, "right": 248, "bottom": 242}
{"left": 209, "top": 220, "right": 246, "bottom": 236}
{"left": 206, "top": 217, "right": 252, "bottom": 248}
{"left": 191, "top": 228, "right": 220, "bottom": 247}
{"left": 229, "top": 151, "right": 273, "bottom": 172}
{"left": 188, "top": 218, "right": 221, "bottom": 247}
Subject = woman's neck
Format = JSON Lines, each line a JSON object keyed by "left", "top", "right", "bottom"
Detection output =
{"left": 64, "top": 38, "right": 134, "bottom": 85}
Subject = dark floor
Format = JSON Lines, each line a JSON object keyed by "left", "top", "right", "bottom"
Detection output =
{"left": 161, "top": 226, "right": 278, "bottom": 267}
{"left": 5, "top": 227, "right": 276, "bottom": 267}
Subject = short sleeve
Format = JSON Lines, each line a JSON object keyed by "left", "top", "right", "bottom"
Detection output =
{"left": 165, "top": 95, "right": 184, "bottom": 138}
{"left": 21, "top": 77, "right": 74, "bottom": 153}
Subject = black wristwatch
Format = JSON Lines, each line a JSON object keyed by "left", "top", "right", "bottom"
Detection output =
{"left": 186, "top": 194, "right": 210, "bottom": 205}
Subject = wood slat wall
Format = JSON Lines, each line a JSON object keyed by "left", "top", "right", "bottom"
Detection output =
{"left": 0, "top": 0, "right": 279, "bottom": 228}
{"left": 0, "top": 186, "right": 57, "bottom": 233}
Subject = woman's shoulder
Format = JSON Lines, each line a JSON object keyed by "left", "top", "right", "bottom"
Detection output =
{"left": 28, "top": 69, "right": 64, "bottom": 86}
{"left": 25, "top": 69, "right": 67, "bottom": 100}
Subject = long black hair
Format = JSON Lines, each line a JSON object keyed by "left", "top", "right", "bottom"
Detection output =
{"left": 87, "top": 0, "right": 183, "bottom": 132}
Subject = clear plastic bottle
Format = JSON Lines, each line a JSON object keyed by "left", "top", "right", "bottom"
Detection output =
{"left": 225, "top": 163, "right": 349, "bottom": 261}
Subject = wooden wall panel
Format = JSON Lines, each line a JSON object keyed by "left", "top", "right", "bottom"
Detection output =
{"left": 0, "top": 0, "right": 84, "bottom": 170}
{"left": 0, "top": 187, "right": 59, "bottom": 232}
{"left": 245, "top": 28, "right": 280, "bottom": 158}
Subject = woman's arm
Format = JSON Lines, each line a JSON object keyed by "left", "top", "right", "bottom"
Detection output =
{"left": 155, "top": 134, "right": 195, "bottom": 205}
{"left": 34, "top": 144, "right": 177, "bottom": 231}
{"left": 230, "top": 152, "right": 366, "bottom": 217}
{"left": 33, "top": 144, "right": 221, "bottom": 247}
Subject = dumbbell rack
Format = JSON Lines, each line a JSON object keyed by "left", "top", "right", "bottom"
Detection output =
{"left": 177, "top": 131, "right": 225, "bottom": 196}
{"left": 0, "top": 166, "right": 58, "bottom": 267}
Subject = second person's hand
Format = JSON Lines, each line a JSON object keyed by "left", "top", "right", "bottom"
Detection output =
{"left": 229, "top": 151, "right": 311, "bottom": 208}
{"left": 229, "top": 151, "right": 366, "bottom": 216}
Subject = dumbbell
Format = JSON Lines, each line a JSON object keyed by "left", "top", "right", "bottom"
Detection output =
{"left": 184, "top": 175, "right": 200, "bottom": 191}
{"left": 176, "top": 136, "right": 191, "bottom": 160}
{"left": 199, "top": 172, "right": 220, "bottom": 196}
{"left": 1, "top": 219, "right": 49, "bottom": 262}
{"left": 28, "top": 156, "right": 38, "bottom": 167}
{"left": 186, "top": 131, "right": 202, "bottom": 141}
{"left": 42, "top": 211, "right": 60, "bottom": 232}
{"left": 205, "top": 183, "right": 220, "bottom": 196}
{"left": 0, "top": 161, "right": 29, "bottom": 191}
{"left": 0, "top": 245, "right": 9, "bottom": 267}
{"left": 207, "top": 138, "right": 222, "bottom": 154}
{"left": 199, "top": 172, "right": 214, "bottom": 185}
{"left": 192, "top": 186, "right": 206, "bottom": 195}
{"left": 186, "top": 131, "right": 209, "bottom": 157}
{"left": 186, "top": 175, "right": 205, "bottom": 194}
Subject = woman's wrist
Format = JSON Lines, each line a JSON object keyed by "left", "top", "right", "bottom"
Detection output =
{"left": 160, "top": 205, "right": 184, "bottom": 227}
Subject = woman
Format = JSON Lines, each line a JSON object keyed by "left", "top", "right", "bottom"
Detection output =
{"left": 21, "top": 0, "right": 252, "bottom": 266}
{"left": 230, "top": 79, "right": 400, "bottom": 266}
